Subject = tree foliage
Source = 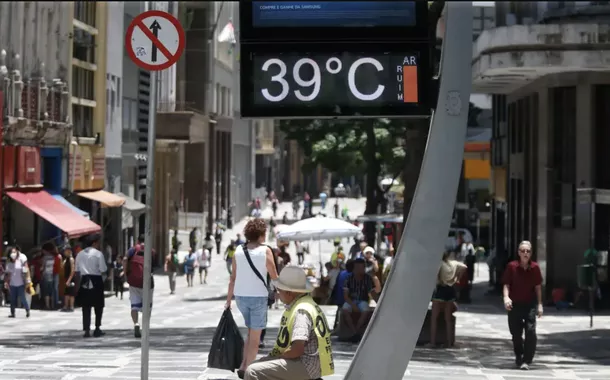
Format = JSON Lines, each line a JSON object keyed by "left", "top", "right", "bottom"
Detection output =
{"left": 279, "top": 119, "right": 409, "bottom": 179}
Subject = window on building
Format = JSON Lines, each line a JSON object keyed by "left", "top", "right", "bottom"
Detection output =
{"left": 72, "top": 66, "right": 95, "bottom": 101}
{"left": 122, "top": 98, "right": 138, "bottom": 132}
{"left": 122, "top": 98, "right": 130, "bottom": 130}
{"left": 551, "top": 87, "right": 576, "bottom": 229}
{"left": 228, "top": 88, "right": 232, "bottom": 116}
{"left": 72, "top": 104, "right": 94, "bottom": 137}
{"left": 215, "top": 83, "right": 221, "bottom": 114}
{"left": 74, "top": 2, "right": 97, "bottom": 27}
{"left": 72, "top": 31, "right": 95, "bottom": 64}
{"left": 218, "top": 86, "right": 227, "bottom": 115}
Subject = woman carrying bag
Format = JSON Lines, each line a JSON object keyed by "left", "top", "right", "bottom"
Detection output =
{"left": 225, "top": 219, "right": 279, "bottom": 379}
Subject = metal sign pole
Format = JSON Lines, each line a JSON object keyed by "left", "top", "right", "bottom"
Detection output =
{"left": 344, "top": 3, "right": 473, "bottom": 379}
{"left": 141, "top": 3, "right": 156, "bottom": 379}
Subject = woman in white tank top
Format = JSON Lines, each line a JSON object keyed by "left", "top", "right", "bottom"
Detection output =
{"left": 225, "top": 219, "right": 279, "bottom": 378}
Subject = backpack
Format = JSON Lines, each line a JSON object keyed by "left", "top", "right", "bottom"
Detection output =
{"left": 127, "top": 252, "right": 145, "bottom": 288}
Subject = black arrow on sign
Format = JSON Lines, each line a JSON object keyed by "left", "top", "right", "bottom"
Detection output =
{"left": 149, "top": 19, "right": 162, "bottom": 62}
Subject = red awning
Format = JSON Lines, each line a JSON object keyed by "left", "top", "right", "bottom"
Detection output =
{"left": 6, "top": 190, "right": 101, "bottom": 238}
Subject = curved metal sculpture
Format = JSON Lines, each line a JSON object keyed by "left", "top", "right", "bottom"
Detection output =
{"left": 344, "top": 3, "right": 473, "bottom": 380}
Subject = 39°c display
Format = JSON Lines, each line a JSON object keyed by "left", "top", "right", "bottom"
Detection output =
{"left": 251, "top": 52, "right": 420, "bottom": 108}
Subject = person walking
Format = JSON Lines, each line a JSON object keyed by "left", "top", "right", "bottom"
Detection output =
{"left": 124, "top": 242, "right": 155, "bottom": 339}
{"left": 295, "top": 241, "right": 305, "bottom": 265}
{"left": 196, "top": 246, "right": 210, "bottom": 285}
{"left": 225, "top": 219, "right": 279, "bottom": 379}
{"left": 204, "top": 232, "right": 214, "bottom": 261}
{"left": 502, "top": 240, "right": 543, "bottom": 370}
{"left": 62, "top": 247, "right": 76, "bottom": 312}
{"left": 427, "top": 251, "right": 466, "bottom": 348}
{"left": 244, "top": 266, "right": 335, "bottom": 380}
{"left": 41, "top": 243, "right": 57, "bottom": 310}
{"left": 184, "top": 249, "right": 196, "bottom": 287}
{"left": 4, "top": 247, "right": 31, "bottom": 318}
{"left": 164, "top": 250, "right": 178, "bottom": 294}
{"left": 75, "top": 234, "right": 107, "bottom": 338}
{"left": 171, "top": 230, "right": 181, "bottom": 252}
{"left": 113, "top": 254, "right": 125, "bottom": 300}
{"left": 224, "top": 241, "right": 236, "bottom": 275}
{"left": 215, "top": 226, "right": 223, "bottom": 255}
{"left": 189, "top": 227, "right": 198, "bottom": 251}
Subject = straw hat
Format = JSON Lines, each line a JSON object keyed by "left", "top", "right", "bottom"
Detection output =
{"left": 272, "top": 266, "right": 314, "bottom": 293}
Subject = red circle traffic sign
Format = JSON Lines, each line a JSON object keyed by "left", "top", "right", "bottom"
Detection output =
{"left": 125, "top": 10, "right": 185, "bottom": 71}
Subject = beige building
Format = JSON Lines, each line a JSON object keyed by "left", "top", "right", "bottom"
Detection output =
{"left": 478, "top": 2, "right": 610, "bottom": 289}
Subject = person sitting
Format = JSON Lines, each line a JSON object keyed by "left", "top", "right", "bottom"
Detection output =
{"left": 331, "top": 259, "right": 353, "bottom": 333}
{"left": 244, "top": 266, "right": 334, "bottom": 380}
{"left": 341, "top": 258, "right": 381, "bottom": 341}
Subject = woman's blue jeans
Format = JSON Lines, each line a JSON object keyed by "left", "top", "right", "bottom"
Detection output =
{"left": 9, "top": 285, "right": 30, "bottom": 315}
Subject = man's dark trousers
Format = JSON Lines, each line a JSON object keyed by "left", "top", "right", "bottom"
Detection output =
{"left": 79, "top": 275, "right": 105, "bottom": 331}
{"left": 508, "top": 302, "right": 537, "bottom": 364}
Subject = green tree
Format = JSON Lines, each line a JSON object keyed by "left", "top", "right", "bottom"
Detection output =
{"left": 279, "top": 118, "right": 413, "bottom": 244}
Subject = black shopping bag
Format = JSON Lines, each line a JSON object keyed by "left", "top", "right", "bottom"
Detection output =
{"left": 207, "top": 309, "right": 244, "bottom": 372}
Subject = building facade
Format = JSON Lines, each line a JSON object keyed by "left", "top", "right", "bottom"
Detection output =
{"left": 0, "top": 2, "right": 110, "bottom": 252}
{"left": 475, "top": 1, "right": 610, "bottom": 290}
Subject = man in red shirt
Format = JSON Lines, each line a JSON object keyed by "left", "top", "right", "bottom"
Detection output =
{"left": 502, "top": 240, "right": 543, "bottom": 371}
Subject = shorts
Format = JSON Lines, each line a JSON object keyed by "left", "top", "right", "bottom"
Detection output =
{"left": 129, "top": 287, "right": 153, "bottom": 312}
{"left": 235, "top": 296, "right": 268, "bottom": 330}
{"left": 198, "top": 266, "right": 208, "bottom": 274}
{"left": 41, "top": 279, "right": 54, "bottom": 297}
{"left": 64, "top": 284, "right": 76, "bottom": 297}
{"left": 342, "top": 300, "right": 370, "bottom": 312}
{"left": 432, "top": 285, "right": 456, "bottom": 302}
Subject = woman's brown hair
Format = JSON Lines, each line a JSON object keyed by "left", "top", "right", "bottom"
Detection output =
{"left": 244, "top": 218, "right": 267, "bottom": 242}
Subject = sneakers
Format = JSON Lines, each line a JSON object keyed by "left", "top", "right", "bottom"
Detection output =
{"left": 134, "top": 324, "right": 142, "bottom": 338}
{"left": 520, "top": 363, "right": 530, "bottom": 370}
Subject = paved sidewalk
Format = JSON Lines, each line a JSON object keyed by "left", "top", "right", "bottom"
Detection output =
{"left": 0, "top": 201, "right": 608, "bottom": 380}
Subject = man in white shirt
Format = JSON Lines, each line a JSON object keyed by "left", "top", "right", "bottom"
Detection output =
{"left": 75, "top": 233, "right": 107, "bottom": 338}
{"left": 196, "top": 247, "right": 210, "bottom": 284}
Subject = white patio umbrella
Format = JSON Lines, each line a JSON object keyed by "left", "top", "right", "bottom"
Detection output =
{"left": 276, "top": 216, "right": 361, "bottom": 241}
{"left": 274, "top": 224, "right": 289, "bottom": 236}
{"left": 277, "top": 216, "right": 360, "bottom": 277}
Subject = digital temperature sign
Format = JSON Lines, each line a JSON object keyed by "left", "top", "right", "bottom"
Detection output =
{"left": 240, "top": 44, "right": 432, "bottom": 118}
{"left": 240, "top": 0, "right": 430, "bottom": 42}
{"left": 251, "top": 1, "right": 417, "bottom": 28}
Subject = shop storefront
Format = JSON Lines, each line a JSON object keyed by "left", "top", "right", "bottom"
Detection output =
{"left": 69, "top": 145, "right": 125, "bottom": 262}
{"left": 69, "top": 144, "right": 145, "bottom": 261}
{"left": 1, "top": 146, "right": 101, "bottom": 252}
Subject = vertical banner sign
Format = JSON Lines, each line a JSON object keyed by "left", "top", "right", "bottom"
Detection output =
{"left": 125, "top": 10, "right": 186, "bottom": 71}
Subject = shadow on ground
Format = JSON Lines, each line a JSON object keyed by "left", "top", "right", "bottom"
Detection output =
{"left": 2, "top": 325, "right": 609, "bottom": 369}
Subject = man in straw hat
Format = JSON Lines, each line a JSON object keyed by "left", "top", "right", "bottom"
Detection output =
{"left": 244, "top": 267, "right": 334, "bottom": 380}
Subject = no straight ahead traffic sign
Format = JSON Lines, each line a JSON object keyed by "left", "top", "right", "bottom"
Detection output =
{"left": 125, "top": 10, "right": 185, "bottom": 71}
